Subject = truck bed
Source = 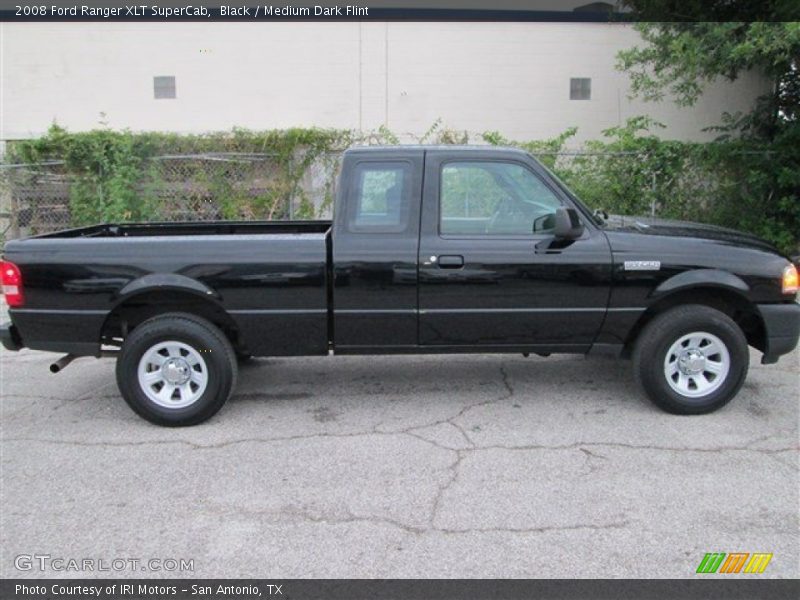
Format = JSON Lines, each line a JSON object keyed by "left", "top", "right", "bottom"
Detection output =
{"left": 29, "top": 220, "right": 332, "bottom": 239}
{"left": 3, "top": 220, "right": 332, "bottom": 357}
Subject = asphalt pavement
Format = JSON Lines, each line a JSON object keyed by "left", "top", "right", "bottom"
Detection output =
{"left": 1, "top": 340, "right": 798, "bottom": 578}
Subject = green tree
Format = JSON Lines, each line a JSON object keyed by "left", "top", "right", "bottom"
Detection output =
{"left": 618, "top": 19, "right": 800, "bottom": 137}
{"left": 616, "top": 7, "right": 800, "bottom": 253}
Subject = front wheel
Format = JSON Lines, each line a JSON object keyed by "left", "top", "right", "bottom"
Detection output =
{"left": 632, "top": 305, "right": 749, "bottom": 415}
{"left": 116, "top": 313, "right": 238, "bottom": 426}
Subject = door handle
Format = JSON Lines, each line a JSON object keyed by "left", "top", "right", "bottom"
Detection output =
{"left": 437, "top": 255, "right": 464, "bottom": 269}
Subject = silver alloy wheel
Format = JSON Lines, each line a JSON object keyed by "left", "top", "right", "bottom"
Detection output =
{"left": 664, "top": 331, "right": 730, "bottom": 399}
{"left": 137, "top": 340, "right": 209, "bottom": 409}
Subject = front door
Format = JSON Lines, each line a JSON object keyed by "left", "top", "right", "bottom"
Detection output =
{"left": 418, "top": 150, "right": 612, "bottom": 350}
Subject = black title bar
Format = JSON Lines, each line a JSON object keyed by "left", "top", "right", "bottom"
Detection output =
{"left": 2, "top": 579, "right": 800, "bottom": 600}
{"left": 2, "top": 3, "right": 625, "bottom": 22}
{"left": 4, "top": 1, "right": 796, "bottom": 21}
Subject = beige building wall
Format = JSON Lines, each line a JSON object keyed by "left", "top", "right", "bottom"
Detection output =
{"left": 0, "top": 21, "right": 771, "bottom": 145}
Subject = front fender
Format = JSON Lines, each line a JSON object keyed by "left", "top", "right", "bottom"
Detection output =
{"left": 652, "top": 269, "right": 749, "bottom": 299}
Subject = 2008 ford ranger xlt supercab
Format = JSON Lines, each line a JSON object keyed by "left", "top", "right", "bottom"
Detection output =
{"left": 2, "top": 146, "right": 799, "bottom": 425}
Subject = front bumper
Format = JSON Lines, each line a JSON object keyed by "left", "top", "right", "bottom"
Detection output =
{"left": 0, "top": 322, "right": 23, "bottom": 351}
{"left": 758, "top": 302, "right": 800, "bottom": 364}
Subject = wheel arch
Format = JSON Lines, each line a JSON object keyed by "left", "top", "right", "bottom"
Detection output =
{"left": 652, "top": 269, "right": 749, "bottom": 297}
{"left": 624, "top": 279, "right": 766, "bottom": 356}
{"left": 101, "top": 277, "right": 243, "bottom": 352}
{"left": 115, "top": 273, "right": 222, "bottom": 302}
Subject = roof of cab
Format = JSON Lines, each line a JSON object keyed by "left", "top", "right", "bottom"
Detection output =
{"left": 345, "top": 145, "right": 529, "bottom": 155}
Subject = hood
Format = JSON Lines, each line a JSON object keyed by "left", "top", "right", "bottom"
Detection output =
{"left": 601, "top": 214, "right": 780, "bottom": 254}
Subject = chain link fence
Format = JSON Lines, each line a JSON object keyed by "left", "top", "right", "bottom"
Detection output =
{"left": 0, "top": 146, "right": 751, "bottom": 242}
{"left": 0, "top": 151, "right": 343, "bottom": 240}
{"left": 542, "top": 150, "right": 702, "bottom": 220}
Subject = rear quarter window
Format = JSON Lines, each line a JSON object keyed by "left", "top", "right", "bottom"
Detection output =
{"left": 347, "top": 161, "right": 412, "bottom": 233}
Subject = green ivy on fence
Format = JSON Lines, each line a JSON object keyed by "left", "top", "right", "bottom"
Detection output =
{"left": 6, "top": 119, "right": 799, "bottom": 254}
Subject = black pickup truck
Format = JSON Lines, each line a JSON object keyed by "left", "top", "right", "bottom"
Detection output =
{"left": 2, "top": 146, "right": 799, "bottom": 425}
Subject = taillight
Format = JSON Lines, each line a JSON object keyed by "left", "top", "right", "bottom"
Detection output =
{"left": 783, "top": 264, "right": 799, "bottom": 295}
{"left": 1, "top": 260, "right": 24, "bottom": 307}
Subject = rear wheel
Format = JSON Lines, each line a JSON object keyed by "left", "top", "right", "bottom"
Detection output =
{"left": 116, "top": 313, "right": 237, "bottom": 426}
{"left": 633, "top": 305, "right": 748, "bottom": 415}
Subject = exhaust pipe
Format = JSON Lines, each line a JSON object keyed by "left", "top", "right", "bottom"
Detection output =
{"left": 50, "top": 354, "right": 76, "bottom": 373}
{"left": 49, "top": 350, "right": 119, "bottom": 373}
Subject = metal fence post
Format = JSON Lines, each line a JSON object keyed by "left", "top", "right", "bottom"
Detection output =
{"left": 288, "top": 153, "right": 295, "bottom": 220}
{"left": 651, "top": 168, "right": 657, "bottom": 218}
{"left": 8, "top": 187, "right": 20, "bottom": 240}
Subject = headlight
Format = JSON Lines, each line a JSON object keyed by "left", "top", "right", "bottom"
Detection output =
{"left": 782, "top": 263, "right": 798, "bottom": 295}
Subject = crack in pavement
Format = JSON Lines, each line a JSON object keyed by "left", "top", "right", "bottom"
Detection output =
{"left": 3, "top": 430, "right": 795, "bottom": 456}
{"left": 579, "top": 446, "right": 608, "bottom": 477}
{"left": 499, "top": 364, "right": 514, "bottom": 399}
{"left": 205, "top": 504, "right": 429, "bottom": 535}
{"left": 1, "top": 383, "right": 119, "bottom": 410}
{"left": 386, "top": 361, "right": 516, "bottom": 448}
{"left": 428, "top": 450, "right": 465, "bottom": 528}
{"left": 434, "top": 520, "right": 631, "bottom": 535}
{"left": 0, "top": 426, "right": 800, "bottom": 458}
{"left": 197, "top": 500, "right": 629, "bottom": 537}
{"left": 473, "top": 437, "right": 797, "bottom": 456}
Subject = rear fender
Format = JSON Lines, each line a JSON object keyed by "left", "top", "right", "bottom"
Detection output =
{"left": 114, "top": 273, "right": 221, "bottom": 306}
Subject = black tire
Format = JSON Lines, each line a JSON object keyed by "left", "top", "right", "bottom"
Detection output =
{"left": 116, "top": 312, "right": 238, "bottom": 426}
{"left": 632, "top": 304, "right": 749, "bottom": 415}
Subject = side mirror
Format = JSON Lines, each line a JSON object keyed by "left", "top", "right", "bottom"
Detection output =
{"left": 533, "top": 213, "right": 555, "bottom": 233}
{"left": 553, "top": 207, "right": 584, "bottom": 240}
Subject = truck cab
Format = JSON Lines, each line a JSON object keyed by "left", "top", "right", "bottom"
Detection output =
{"left": 332, "top": 146, "right": 611, "bottom": 353}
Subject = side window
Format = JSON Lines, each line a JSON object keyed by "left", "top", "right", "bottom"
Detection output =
{"left": 440, "top": 161, "right": 562, "bottom": 236}
{"left": 348, "top": 162, "right": 411, "bottom": 233}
